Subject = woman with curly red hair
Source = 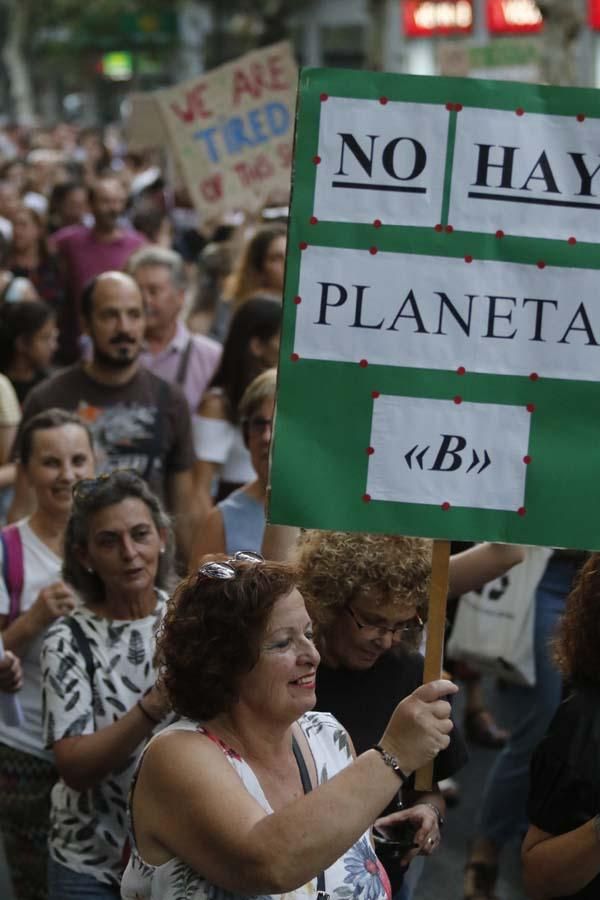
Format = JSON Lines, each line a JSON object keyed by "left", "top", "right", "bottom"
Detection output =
{"left": 121, "top": 552, "right": 457, "bottom": 900}
{"left": 522, "top": 553, "right": 600, "bottom": 900}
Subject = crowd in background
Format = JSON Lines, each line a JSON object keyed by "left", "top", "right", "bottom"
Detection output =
{"left": 0, "top": 118, "right": 595, "bottom": 900}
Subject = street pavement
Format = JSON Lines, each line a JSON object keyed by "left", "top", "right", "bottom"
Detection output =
{"left": 0, "top": 678, "right": 529, "bottom": 900}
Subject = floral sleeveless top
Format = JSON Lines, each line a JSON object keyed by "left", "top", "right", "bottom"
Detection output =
{"left": 121, "top": 711, "right": 391, "bottom": 900}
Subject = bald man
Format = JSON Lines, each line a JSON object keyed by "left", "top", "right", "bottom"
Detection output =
{"left": 9, "top": 272, "right": 197, "bottom": 563}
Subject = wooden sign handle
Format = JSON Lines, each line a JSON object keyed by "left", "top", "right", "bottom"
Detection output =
{"left": 414, "top": 539, "right": 451, "bottom": 792}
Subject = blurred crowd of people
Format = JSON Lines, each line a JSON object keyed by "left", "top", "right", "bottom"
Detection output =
{"left": 0, "top": 117, "right": 595, "bottom": 900}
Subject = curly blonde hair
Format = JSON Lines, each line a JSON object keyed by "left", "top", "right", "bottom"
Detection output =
{"left": 295, "top": 531, "right": 432, "bottom": 643}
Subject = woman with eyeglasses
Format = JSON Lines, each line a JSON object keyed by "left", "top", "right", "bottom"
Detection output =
{"left": 283, "top": 531, "right": 528, "bottom": 900}
{"left": 293, "top": 531, "right": 466, "bottom": 898}
{"left": 191, "top": 368, "right": 275, "bottom": 563}
{"left": 0, "top": 408, "right": 94, "bottom": 900}
{"left": 41, "top": 470, "right": 173, "bottom": 900}
{"left": 121, "top": 552, "right": 456, "bottom": 900}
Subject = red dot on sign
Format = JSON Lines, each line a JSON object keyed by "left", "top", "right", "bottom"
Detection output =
{"left": 362, "top": 493, "right": 371, "bottom": 503}
{"left": 529, "top": 372, "right": 539, "bottom": 381}
{"left": 294, "top": 296, "right": 302, "bottom": 305}
{"left": 455, "top": 103, "right": 463, "bottom": 112}
{"left": 523, "top": 455, "right": 532, "bottom": 464}
{"left": 527, "top": 403, "right": 535, "bottom": 413}
{"left": 518, "top": 507, "right": 527, "bottom": 517}
{"left": 373, "top": 219, "right": 382, "bottom": 228}
{"left": 359, "top": 359, "right": 368, "bottom": 368}
{"left": 445, "top": 225, "right": 454, "bottom": 233}
{"left": 371, "top": 390, "right": 380, "bottom": 399}
{"left": 291, "top": 353, "right": 299, "bottom": 362}
{"left": 465, "top": 255, "right": 473, "bottom": 263}
{"left": 516, "top": 107, "right": 524, "bottom": 116}
{"left": 435, "top": 224, "right": 443, "bottom": 232}
{"left": 577, "top": 113, "right": 586, "bottom": 122}
{"left": 496, "top": 229, "right": 505, "bottom": 239}
{"left": 309, "top": 216, "right": 318, "bottom": 225}
{"left": 312, "top": 155, "right": 321, "bottom": 165}
{"left": 441, "top": 502, "right": 451, "bottom": 511}
{"left": 568, "top": 236, "right": 577, "bottom": 245}
{"left": 369, "top": 246, "right": 378, "bottom": 255}
{"left": 299, "top": 241, "right": 308, "bottom": 250}
{"left": 445, "top": 102, "right": 453, "bottom": 111}
{"left": 320, "top": 93, "right": 329, "bottom": 101}
{"left": 457, "top": 366, "right": 466, "bottom": 375}
{"left": 537, "top": 260, "right": 546, "bottom": 269}
{"left": 454, "top": 396, "right": 462, "bottom": 404}
{"left": 379, "top": 96, "right": 388, "bottom": 105}
{"left": 366, "top": 446, "right": 375, "bottom": 455}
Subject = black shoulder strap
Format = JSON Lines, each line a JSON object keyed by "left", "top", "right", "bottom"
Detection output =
{"left": 142, "top": 377, "right": 169, "bottom": 482}
{"left": 175, "top": 338, "right": 193, "bottom": 387}
{"left": 292, "top": 735, "right": 329, "bottom": 899}
{"left": 65, "top": 617, "right": 96, "bottom": 718}
{"left": 292, "top": 735, "right": 313, "bottom": 793}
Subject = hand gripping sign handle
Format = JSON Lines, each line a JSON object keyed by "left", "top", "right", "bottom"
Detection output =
{"left": 415, "top": 539, "right": 451, "bottom": 792}
{"left": 0, "top": 634, "right": 24, "bottom": 728}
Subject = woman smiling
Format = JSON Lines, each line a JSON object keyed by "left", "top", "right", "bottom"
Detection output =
{"left": 121, "top": 554, "right": 456, "bottom": 900}
{"left": 0, "top": 409, "right": 94, "bottom": 900}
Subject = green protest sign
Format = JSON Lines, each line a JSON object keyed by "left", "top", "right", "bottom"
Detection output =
{"left": 269, "top": 68, "right": 600, "bottom": 550}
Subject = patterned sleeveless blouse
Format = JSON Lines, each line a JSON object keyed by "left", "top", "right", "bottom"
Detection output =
{"left": 121, "top": 711, "right": 391, "bottom": 900}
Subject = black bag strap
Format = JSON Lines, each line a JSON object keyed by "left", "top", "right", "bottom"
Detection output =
{"left": 175, "top": 338, "right": 193, "bottom": 387}
{"left": 292, "top": 735, "right": 329, "bottom": 900}
{"left": 65, "top": 617, "right": 96, "bottom": 724}
{"left": 142, "top": 378, "right": 169, "bottom": 482}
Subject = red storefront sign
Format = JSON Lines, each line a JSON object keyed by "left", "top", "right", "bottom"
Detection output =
{"left": 486, "top": 0, "right": 543, "bottom": 34}
{"left": 589, "top": 0, "right": 600, "bottom": 30}
{"left": 403, "top": 1, "right": 474, "bottom": 37}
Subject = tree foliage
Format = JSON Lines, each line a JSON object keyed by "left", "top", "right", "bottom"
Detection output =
{"left": 0, "top": 0, "right": 308, "bottom": 122}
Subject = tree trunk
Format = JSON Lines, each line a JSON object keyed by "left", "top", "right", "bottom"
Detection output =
{"left": 537, "top": 0, "right": 584, "bottom": 86}
{"left": 1, "top": 0, "right": 36, "bottom": 124}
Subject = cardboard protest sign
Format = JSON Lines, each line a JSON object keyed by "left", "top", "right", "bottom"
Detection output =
{"left": 270, "top": 69, "right": 600, "bottom": 550}
{"left": 156, "top": 42, "right": 296, "bottom": 218}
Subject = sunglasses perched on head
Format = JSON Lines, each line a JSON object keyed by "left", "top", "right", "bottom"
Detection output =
{"left": 197, "top": 551, "right": 264, "bottom": 580}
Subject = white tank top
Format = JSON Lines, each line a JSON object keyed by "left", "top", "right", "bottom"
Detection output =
{"left": 121, "top": 712, "right": 391, "bottom": 900}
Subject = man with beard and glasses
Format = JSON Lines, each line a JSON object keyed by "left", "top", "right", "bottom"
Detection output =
{"left": 52, "top": 175, "right": 146, "bottom": 362}
{"left": 8, "top": 272, "right": 197, "bottom": 563}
